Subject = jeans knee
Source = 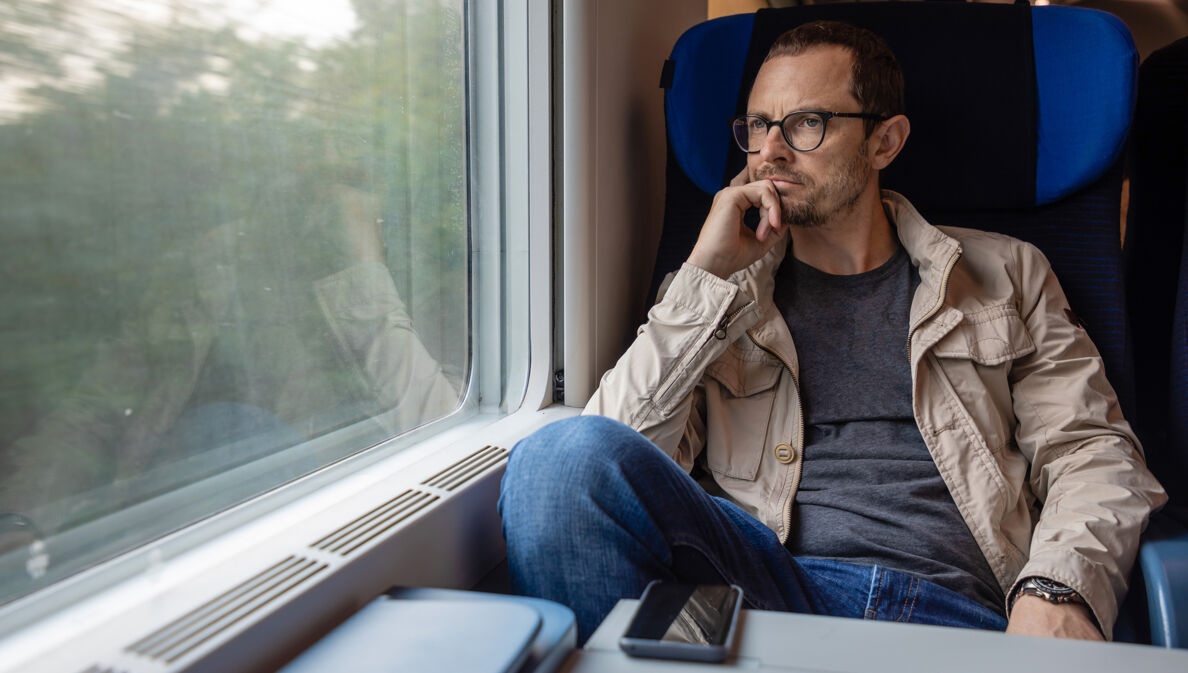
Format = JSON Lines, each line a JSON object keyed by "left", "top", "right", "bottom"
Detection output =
{"left": 499, "top": 415, "right": 657, "bottom": 524}
{"left": 507, "top": 414, "right": 653, "bottom": 477}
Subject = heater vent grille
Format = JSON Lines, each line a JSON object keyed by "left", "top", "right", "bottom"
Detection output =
{"left": 421, "top": 445, "right": 509, "bottom": 491}
{"left": 309, "top": 489, "right": 439, "bottom": 557}
{"left": 127, "top": 556, "right": 327, "bottom": 664}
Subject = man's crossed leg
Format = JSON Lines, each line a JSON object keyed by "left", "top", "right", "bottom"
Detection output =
{"left": 499, "top": 416, "right": 1006, "bottom": 643}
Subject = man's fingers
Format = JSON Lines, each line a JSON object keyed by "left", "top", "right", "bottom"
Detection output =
{"left": 755, "top": 209, "right": 770, "bottom": 242}
{"left": 725, "top": 179, "right": 784, "bottom": 243}
{"left": 755, "top": 214, "right": 787, "bottom": 250}
{"left": 733, "top": 179, "right": 779, "bottom": 210}
{"left": 745, "top": 180, "right": 782, "bottom": 241}
{"left": 691, "top": 178, "right": 786, "bottom": 278}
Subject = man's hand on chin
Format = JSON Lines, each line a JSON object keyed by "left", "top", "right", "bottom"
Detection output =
{"left": 1005, "top": 595, "right": 1104, "bottom": 641}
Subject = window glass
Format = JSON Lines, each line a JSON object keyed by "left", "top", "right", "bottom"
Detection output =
{"left": 0, "top": 0, "right": 467, "bottom": 604}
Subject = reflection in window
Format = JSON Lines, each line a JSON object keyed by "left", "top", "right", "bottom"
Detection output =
{"left": 0, "top": 0, "right": 467, "bottom": 605}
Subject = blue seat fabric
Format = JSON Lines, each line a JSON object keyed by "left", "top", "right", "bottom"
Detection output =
{"left": 663, "top": 4, "right": 1135, "bottom": 208}
{"left": 1139, "top": 522, "right": 1188, "bottom": 648}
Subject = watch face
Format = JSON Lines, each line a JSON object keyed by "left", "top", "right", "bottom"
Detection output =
{"left": 1031, "top": 577, "right": 1075, "bottom": 595}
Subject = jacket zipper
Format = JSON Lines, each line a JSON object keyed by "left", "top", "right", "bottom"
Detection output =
{"left": 655, "top": 303, "right": 746, "bottom": 409}
{"left": 714, "top": 303, "right": 749, "bottom": 340}
{"left": 748, "top": 335, "right": 804, "bottom": 545}
{"left": 655, "top": 301, "right": 750, "bottom": 406}
{"left": 906, "top": 245, "right": 962, "bottom": 362}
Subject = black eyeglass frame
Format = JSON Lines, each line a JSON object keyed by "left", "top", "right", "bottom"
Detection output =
{"left": 731, "top": 111, "right": 889, "bottom": 153}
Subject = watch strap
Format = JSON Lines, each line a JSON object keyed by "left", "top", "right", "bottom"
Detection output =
{"left": 1011, "top": 576, "right": 1085, "bottom": 612}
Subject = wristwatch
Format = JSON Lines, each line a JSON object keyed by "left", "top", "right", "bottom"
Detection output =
{"left": 1011, "top": 576, "right": 1085, "bottom": 611}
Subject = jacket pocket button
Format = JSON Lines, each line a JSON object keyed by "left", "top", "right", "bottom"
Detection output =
{"left": 774, "top": 443, "right": 796, "bottom": 464}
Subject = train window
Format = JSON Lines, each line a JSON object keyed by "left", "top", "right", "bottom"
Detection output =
{"left": 0, "top": 0, "right": 473, "bottom": 606}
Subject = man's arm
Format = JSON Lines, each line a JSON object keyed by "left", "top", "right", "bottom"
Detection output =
{"left": 1007, "top": 595, "right": 1103, "bottom": 640}
{"left": 314, "top": 185, "right": 461, "bottom": 435}
{"left": 1005, "top": 242, "right": 1167, "bottom": 639}
{"left": 584, "top": 264, "right": 757, "bottom": 466}
{"left": 584, "top": 175, "right": 786, "bottom": 463}
{"left": 314, "top": 262, "right": 461, "bottom": 436}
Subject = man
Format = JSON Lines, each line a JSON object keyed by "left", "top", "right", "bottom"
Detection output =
{"left": 499, "top": 21, "right": 1166, "bottom": 644}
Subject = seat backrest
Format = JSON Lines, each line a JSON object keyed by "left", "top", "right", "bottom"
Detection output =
{"left": 1126, "top": 36, "right": 1188, "bottom": 514}
{"left": 653, "top": 2, "right": 1137, "bottom": 415}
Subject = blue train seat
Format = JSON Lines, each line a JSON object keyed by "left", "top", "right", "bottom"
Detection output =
{"left": 653, "top": 1, "right": 1182, "bottom": 645}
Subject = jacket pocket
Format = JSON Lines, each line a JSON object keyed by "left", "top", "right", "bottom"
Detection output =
{"left": 932, "top": 305, "right": 1035, "bottom": 365}
{"left": 926, "top": 305, "right": 1035, "bottom": 506}
{"left": 703, "top": 350, "right": 783, "bottom": 480}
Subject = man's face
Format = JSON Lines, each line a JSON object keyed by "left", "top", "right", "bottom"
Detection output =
{"left": 746, "top": 46, "right": 875, "bottom": 228}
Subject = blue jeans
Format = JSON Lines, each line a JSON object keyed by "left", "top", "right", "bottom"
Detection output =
{"left": 498, "top": 416, "right": 1007, "bottom": 644}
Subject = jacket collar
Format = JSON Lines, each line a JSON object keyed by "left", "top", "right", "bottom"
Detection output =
{"left": 731, "top": 190, "right": 961, "bottom": 367}
{"left": 881, "top": 190, "right": 963, "bottom": 329}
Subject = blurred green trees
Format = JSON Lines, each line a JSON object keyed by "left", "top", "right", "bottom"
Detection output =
{"left": 0, "top": 0, "right": 469, "bottom": 448}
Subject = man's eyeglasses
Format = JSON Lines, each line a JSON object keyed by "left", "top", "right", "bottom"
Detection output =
{"left": 730, "top": 111, "right": 888, "bottom": 153}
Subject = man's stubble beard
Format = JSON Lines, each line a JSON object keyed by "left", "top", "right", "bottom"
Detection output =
{"left": 775, "top": 145, "right": 871, "bottom": 229}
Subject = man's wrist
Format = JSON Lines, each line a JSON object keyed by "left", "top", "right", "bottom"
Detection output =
{"left": 1007, "top": 595, "right": 1103, "bottom": 640}
{"left": 1009, "top": 576, "right": 1085, "bottom": 613}
{"left": 1009, "top": 576, "right": 1103, "bottom": 638}
{"left": 685, "top": 250, "right": 733, "bottom": 280}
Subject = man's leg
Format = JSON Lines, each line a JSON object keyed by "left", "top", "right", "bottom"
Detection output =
{"left": 795, "top": 559, "right": 1007, "bottom": 631}
{"left": 498, "top": 415, "right": 813, "bottom": 643}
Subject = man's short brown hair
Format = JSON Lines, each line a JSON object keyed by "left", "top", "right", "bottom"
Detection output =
{"left": 764, "top": 20, "right": 904, "bottom": 135}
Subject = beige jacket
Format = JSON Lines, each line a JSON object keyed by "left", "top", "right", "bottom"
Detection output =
{"left": 585, "top": 191, "right": 1166, "bottom": 637}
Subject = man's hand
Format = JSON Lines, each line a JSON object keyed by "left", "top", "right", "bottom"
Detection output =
{"left": 1006, "top": 595, "right": 1104, "bottom": 641}
{"left": 686, "top": 170, "right": 787, "bottom": 279}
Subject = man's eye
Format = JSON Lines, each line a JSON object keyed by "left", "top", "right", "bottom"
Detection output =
{"left": 748, "top": 119, "right": 767, "bottom": 132}
{"left": 795, "top": 115, "right": 822, "bottom": 129}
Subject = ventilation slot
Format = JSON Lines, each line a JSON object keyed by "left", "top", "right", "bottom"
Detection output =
{"left": 309, "top": 489, "right": 439, "bottom": 557}
{"left": 421, "top": 445, "right": 509, "bottom": 491}
{"left": 126, "top": 556, "right": 326, "bottom": 664}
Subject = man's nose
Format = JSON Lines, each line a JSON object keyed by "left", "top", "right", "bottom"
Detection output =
{"left": 757, "top": 124, "right": 794, "bottom": 162}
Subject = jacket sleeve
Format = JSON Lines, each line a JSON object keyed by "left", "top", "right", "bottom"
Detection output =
{"left": 314, "top": 262, "right": 461, "bottom": 436}
{"left": 583, "top": 263, "right": 759, "bottom": 470}
{"left": 1007, "top": 243, "right": 1167, "bottom": 637}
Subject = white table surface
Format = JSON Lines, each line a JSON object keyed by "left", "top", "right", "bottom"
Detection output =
{"left": 560, "top": 599, "right": 1188, "bottom": 672}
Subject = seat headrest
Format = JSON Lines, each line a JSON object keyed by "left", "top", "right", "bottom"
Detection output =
{"left": 663, "top": 3, "right": 1136, "bottom": 209}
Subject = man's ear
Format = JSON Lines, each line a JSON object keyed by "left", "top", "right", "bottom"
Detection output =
{"left": 869, "top": 114, "right": 910, "bottom": 170}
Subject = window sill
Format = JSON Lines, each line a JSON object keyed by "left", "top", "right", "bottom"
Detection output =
{"left": 0, "top": 404, "right": 580, "bottom": 673}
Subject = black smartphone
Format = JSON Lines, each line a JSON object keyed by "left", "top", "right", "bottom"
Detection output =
{"left": 618, "top": 580, "right": 743, "bottom": 663}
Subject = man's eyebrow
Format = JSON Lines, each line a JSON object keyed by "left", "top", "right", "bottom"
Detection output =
{"left": 746, "top": 105, "right": 777, "bottom": 117}
{"left": 745, "top": 106, "right": 823, "bottom": 117}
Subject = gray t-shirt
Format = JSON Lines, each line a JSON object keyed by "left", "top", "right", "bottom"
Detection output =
{"left": 774, "top": 243, "right": 1004, "bottom": 614}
